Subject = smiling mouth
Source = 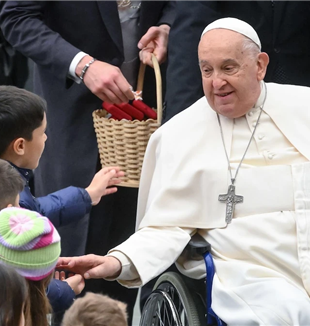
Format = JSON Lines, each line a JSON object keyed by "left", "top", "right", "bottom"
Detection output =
{"left": 216, "top": 91, "right": 233, "bottom": 97}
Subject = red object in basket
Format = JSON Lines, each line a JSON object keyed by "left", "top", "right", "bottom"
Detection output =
{"left": 115, "top": 103, "right": 144, "bottom": 120}
{"left": 132, "top": 100, "right": 157, "bottom": 120}
{"left": 102, "top": 102, "right": 132, "bottom": 120}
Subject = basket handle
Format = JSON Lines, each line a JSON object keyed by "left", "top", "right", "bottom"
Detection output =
{"left": 136, "top": 54, "right": 162, "bottom": 124}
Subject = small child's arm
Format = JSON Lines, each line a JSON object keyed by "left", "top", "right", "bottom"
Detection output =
{"left": 85, "top": 166, "right": 124, "bottom": 205}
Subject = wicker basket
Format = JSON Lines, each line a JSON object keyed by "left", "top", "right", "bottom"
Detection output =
{"left": 93, "top": 54, "right": 162, "bottom": 187}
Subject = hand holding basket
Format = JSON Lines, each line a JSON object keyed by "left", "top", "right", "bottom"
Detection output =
{"left": 92, "top": 54, "right": 162, "bottom": 187}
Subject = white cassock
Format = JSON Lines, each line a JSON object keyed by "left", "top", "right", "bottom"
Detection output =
{"left": 109, "top": 82, "right": 310, "bottom": 325}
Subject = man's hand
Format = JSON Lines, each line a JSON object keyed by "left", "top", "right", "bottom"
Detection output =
{"left": 85, "top": 167, "right": 125, "bottom": 205}
{"left": 138, "top": 24, "right": 170, "bottom": 67}
{"left": 57, "top": 254, "right": 122, "bottom": 280}
{"left": 76, "top": 55, "right": 135, "bottom": 104}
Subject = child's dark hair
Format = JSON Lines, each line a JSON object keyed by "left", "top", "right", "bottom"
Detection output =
{"left": 0, "top": 159, "right": 24, "bottom": 209}
{"left": 0, "top": 264, "right": 28, "bottom": 326}
{"left": 0, "top": 85, "right": 46, "bottom": 156}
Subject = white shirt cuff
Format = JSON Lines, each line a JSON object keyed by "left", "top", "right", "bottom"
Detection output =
{"left": 106, "top": 251, "right": 140, "bottom": 282}
{"left": 68, "top": 51, "right": 88, "bottom": 84}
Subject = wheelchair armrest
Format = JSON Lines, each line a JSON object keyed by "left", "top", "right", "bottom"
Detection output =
{"left": 185, "top": 233, "right": 211, "bottom": 259}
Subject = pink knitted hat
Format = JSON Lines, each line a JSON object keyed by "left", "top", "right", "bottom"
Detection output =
{"left": 0, "top": 207, "right": 61, "bottom": 281}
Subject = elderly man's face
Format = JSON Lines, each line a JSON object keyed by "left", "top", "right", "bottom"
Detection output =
{"left": 198, "top": 29, "right": 268, "bottom": 118}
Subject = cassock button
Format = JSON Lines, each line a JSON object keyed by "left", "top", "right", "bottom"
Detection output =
{"left": 268, "top": 153, "right": 274, "bottom": 160}
{"left": 248, "top": 111, "right": 254, "bottom": 117}
{"left": 252, "top": 121, "right": 257, "bottom": 128}
{"left": 258, "top": 134, "right": 264, "bottom": 140}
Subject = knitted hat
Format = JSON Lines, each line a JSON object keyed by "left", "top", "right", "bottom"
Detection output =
{"left": 0, "top": 207, "right": 61, "bottom": 281}
{"left": 201, "top": 17, "right": 261, "bottom": 50}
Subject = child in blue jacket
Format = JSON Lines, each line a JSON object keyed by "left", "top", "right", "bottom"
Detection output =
{"left": 0, "top": 86, "right": 124, "bottom": 321}
{"left": 0, "top": 159, "right": 84, "bottom": 319}
{"left": 0, "top": 85, "right": 123, "bottom": 228}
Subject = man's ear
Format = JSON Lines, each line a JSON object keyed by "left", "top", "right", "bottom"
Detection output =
{"left": 12, "top": 138, "right": 26, "bottom": 156}
{"left": 257, "top": 52, "right": 269, "bottom": 81}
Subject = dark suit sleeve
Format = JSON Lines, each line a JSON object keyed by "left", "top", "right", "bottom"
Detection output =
{"left": 0, "top": 1, "right": 80, "bottom": 84}
{"left": 157, "top": 1, "right": 176, "bottom": 27}
{"left": 163, "top": 1, "right": 220, "bottom": 123}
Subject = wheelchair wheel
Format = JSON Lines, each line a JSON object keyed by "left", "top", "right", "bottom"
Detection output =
{"left": 139, "top": 272, "right": 206, "bottom": 326}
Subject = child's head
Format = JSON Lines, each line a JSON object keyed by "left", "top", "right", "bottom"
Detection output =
{"left": 0, "top": 159, "right": 24, "bottom": 209}
{"left": 62, "top": 292, "right": 128, "bottom": 326}
{"left": 0, "top": 85, "right": 47, "bottom": 169}
{"left": 0, "top": 264, "right": 28, "bottom": 326}
{"left": 0, "top": 207, "right": 61, "bottom": 326}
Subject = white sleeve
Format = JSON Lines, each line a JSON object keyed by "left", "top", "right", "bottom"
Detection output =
{"left": 108, "top": 226, "right": 195, "bottom": 287}
{"left": 106, "top": 251, "right": 140, "bottom": 284}
{"left": 68, "top": 51, "right": 88, "bottom": 84}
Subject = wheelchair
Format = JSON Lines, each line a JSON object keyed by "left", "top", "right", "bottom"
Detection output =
{"left": 139, "top": 233, "right": 226, "bottom": 326}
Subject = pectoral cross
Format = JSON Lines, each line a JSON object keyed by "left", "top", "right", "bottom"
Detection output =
{"left": 218, "top": 184, "right": 243, "bottom": 224}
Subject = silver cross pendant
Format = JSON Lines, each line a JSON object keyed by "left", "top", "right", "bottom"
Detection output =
{"left": 218, "top": 184, "right": 243, "bottom": 224}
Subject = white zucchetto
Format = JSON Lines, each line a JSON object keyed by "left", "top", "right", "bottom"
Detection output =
{"left": 201, "top": 17, "right": 261, "bottom": 50}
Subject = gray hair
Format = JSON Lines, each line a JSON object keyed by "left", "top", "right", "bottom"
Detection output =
{"left": 242, "top": 36, "right": 261, "bottom": 58}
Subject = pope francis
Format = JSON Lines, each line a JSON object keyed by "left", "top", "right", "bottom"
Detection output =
{"left": 58, "top": 18, "right": 310, "bottom": 325}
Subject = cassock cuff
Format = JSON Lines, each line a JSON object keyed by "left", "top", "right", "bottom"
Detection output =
{"left": 106, "top": 251, "right": 141, "bottom": 284}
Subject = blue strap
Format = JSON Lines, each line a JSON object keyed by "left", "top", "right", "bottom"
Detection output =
{"left": 204, "top": 252, "right": 227, "bottom": 326}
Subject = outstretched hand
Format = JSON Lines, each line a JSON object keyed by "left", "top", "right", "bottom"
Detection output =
{"left": 86, "top": 166, "right": 125, "bottom": 205}
{"left": 57, "top": 254, "right": 122, "bottom": 280}
{"left": 138, "top": 24, "right": 170, "bottom": 67}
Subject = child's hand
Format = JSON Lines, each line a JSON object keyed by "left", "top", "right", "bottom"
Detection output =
{"left": 55, "top": 271, "right": 85, "bottom": 295}
{"left": 64, "top": 274, "right": 85, "bottom": 295}
{"left": 85, "top": 167, "right": 124, "bottom": 205}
